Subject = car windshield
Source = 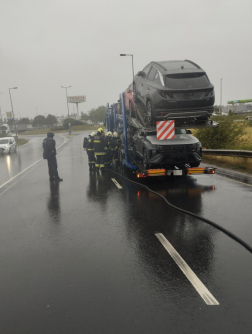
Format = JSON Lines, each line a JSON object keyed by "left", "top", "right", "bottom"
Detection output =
{"left": 165, "top": 73, "right": 210, "bottom": 89}
{"left": 0, "top": 139, "right": 9, "bottom": 144}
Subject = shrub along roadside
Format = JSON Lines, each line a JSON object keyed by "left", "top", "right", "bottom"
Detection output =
{"left": 194, "top": 116, "right": 248, "bottom": 149}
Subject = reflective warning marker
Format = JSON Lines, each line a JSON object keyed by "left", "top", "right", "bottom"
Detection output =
{"left": 156, "top": 120, "right": 175, "bottom": 140}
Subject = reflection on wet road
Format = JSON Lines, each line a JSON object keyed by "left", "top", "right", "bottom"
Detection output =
{"left": 0, "top": 133, "right": 252, "bottom": 334}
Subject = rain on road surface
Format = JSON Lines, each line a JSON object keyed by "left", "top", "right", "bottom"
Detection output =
{"left": 0, "top": 133, "right": 252, "bottom": 334}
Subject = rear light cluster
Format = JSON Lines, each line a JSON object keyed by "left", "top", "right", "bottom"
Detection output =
{"left": 204, "top": 89, "right": 214, "bottom": 97}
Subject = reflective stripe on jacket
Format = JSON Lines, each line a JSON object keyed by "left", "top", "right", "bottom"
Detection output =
{"left": 93, "top": 134, "right": 107, "bottom": 155}
{"left": 87, "top": 137, "right": 94, "bottom": 151}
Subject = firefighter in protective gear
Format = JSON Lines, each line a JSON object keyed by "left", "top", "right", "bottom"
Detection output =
{"left": 105, "top": 131, "right": 113, "bottom": 168}
{"left": 93, "top": 128, "right": 107, "bottom": 173}
{"left": 84, "top": 132, "right": 96, "bottom": 171}
{"left": 111, "top": 132, "right": 121, "bottom": 167}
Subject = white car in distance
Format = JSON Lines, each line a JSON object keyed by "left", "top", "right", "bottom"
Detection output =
{"left": 0, "top": 137, "right": 17, "bottom": 154}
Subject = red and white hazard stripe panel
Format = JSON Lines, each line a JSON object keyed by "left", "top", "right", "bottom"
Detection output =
{"left": 156, "top": 120, "right": 175, "bottom": 140}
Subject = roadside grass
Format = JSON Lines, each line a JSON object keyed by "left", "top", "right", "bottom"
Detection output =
{"left": 192, "top": 121, "right": 252, "bottom": 173}
{"left": 21, "top": 124, "right": 99, "bottom": 135}
{"left": 202, "top": 156, "right": 252, "bottom": 173}
{"left": 16, "top": 138, "right": 28, "bottom": 146}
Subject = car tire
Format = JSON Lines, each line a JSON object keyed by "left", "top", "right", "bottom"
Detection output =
{"left": 146, "top": 100, "right": 154, "bottom": 123}
{"left": 143, "top": 150, "right": 149, "bottom": 170}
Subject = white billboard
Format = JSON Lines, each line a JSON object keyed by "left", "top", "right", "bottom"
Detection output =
{"left": 68, "top": 96, "right": 86, "bottom": 103}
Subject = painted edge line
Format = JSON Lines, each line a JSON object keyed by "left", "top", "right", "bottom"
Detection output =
{"left": 155, "top": 233, "right": 219, "bottom": 306}
{"left": 0, "top": 137, "right": 67, "bottom": 190}
{"left": 111, "top": 178, "right": 122, "bottom": 189}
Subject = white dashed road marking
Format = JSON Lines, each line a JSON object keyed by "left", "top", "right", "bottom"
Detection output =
{"left": 155, "top": 233, "right": 219, "bottom": 306}
{"left": 111, "top": 178, "right": 122, "bottom": 189}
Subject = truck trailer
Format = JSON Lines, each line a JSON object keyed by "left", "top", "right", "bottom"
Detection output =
{"left": 106, "top": 93, "right": 217, "bottom": 178}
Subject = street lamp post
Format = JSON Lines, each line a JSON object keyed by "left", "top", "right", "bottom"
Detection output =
{"left": 219, "top": 78, "right": 222, "bottom": 114}
{"left": 120, "top": 54, "right": 135, "bottom": 85}
{"left": 61, "top": 86, "right": 71, "bottom": 117}
{"left": 0, "top": 92, "right": 2, "bottom": 124}
{"left": 9, "top": 87, "right": 18, "bottom": 136}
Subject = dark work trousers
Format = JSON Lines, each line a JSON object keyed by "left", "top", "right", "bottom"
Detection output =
{"left": 87, "top": 150, "right": 96, "bottom": 165}
{"left": 47, "top": 155, "right": 59, "bottom": 179}
{"left": 95, "top": 155, "right": 105, "bottom": 169}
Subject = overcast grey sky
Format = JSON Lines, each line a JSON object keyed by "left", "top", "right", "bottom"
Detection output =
{"left": 1, "top": 0, "right": 251, "bottom": 119}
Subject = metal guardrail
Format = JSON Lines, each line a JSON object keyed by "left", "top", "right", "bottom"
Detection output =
{"left": 203, "top": 149, "right": 252, "bottom": 158}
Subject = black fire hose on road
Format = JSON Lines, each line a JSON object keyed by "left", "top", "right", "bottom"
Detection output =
{"left": 108, "top": 168, "right": 252, "bottom": 255}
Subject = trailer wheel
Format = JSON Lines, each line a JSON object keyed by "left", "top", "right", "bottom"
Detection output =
{"left": 143, "top": 150, "right": 149, "bottom": 170}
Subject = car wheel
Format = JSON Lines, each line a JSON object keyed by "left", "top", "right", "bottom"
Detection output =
{"left": 146, "top": 101, "right": 154, "bottom": 123}
{"left": 143, "top": 150, "right": 149, "bottom": 170}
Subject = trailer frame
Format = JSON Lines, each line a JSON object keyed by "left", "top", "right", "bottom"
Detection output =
{"left": 106, "top": 93, "right": 216, "bottom": 177}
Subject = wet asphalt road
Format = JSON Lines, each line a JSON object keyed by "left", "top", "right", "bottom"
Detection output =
{"left": 0, "top": 132, "right": 252, "bottom": 334}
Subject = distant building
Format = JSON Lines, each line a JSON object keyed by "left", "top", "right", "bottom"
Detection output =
{"left": 220, "top": 104, "right": 252, "bottom": 114}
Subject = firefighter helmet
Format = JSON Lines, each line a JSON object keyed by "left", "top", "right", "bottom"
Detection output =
{"left": 90, "top": 131, "right": 96, "bottom": 137}
{"left": 97, "top": 128, "right": 104, "bottom": 134}
{"left": 113, "top": 132, "right": 118, "bottom": 137}
{"left": 106, "top": 131, "right": 113, "bottom": 137}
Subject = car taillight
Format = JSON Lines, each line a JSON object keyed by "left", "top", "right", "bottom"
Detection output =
{"left": 205, "top": 89, "right": 213, "bottom": 97}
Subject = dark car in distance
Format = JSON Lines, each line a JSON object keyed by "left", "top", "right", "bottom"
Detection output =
{"left": 133, "top": 60, "right": 215, "bottom": 123}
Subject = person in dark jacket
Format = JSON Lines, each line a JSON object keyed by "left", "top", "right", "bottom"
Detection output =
{"left": 43, "top": 132, "right": 63, "bottom": 182}
{"left": 84, "top": 131, "right": 96, "bottom": 172}
{"left": 93, "top": 128, "right": 107, "bottom": 173}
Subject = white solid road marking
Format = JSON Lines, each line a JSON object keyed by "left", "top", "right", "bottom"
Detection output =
{"left": 111, "top": 178, "right": 122, "bottom": 189}
{"left": 155, "top": 233, "right": 219, "bottom": 306}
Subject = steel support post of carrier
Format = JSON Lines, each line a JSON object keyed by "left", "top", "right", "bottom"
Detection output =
{"left": 106, "top": 103, "right": 111, "bottom": 131}
{"left": 113, "top": 105, "right": 117, "bottom": 132}
{"left": 121, "top": 92, "right": 137, "bottom": 170}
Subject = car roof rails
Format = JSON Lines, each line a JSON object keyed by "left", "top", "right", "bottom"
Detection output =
{"left": 184, "top": 59, "right": 201, "bottom": 69}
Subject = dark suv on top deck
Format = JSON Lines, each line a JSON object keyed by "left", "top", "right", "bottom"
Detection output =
{"left": 133, "top": 59, "right": 215, "bottom": 122}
